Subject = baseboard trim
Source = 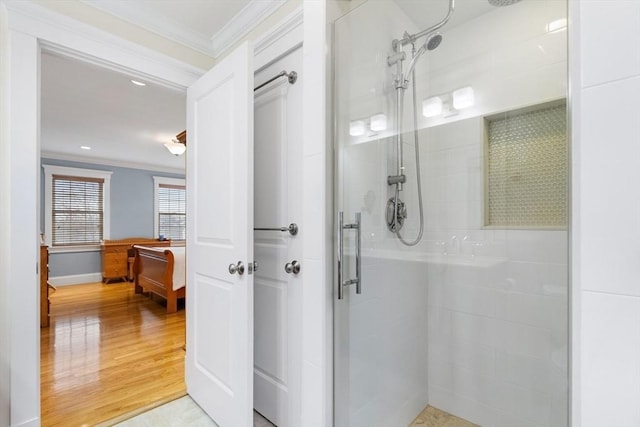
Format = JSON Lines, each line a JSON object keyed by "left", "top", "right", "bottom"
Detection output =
{"left": 48, "top": 273, "right": 103, "bottom": 286}
{"left": 13, "top": 417, "right": 39, "bottom": 427}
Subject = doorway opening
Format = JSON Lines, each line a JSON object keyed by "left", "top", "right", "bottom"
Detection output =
{"left": 39, "top": 47, "right": 188, "bottom": 426}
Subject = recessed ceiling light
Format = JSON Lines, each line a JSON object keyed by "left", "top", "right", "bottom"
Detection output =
{"left": 130, "top": 79, "right": 146, "bottom": 86}
{"left": 80, "top": 146, "right": 91, "bottom": 150}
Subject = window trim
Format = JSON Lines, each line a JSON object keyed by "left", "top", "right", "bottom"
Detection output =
{"left": 43, "top": 165, "right": 112, "bottom": 252}
{"left": 153, "top": 176, "right": 186, "bottom": 241}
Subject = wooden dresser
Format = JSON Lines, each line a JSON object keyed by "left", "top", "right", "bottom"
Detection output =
{"left": 40, "top": 245, "right": 49, "bottom": 328}
{"left": 101, "top": 238, "right": 171, "bottom": 283}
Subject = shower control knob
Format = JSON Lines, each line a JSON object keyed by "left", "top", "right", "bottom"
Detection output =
{"left": 284, "top": 260, "right": 301, "bottom": 275}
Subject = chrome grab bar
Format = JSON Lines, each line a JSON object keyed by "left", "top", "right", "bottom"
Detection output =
{"left": 337, "top": 211, "right": 361, "bottom": 300}
{"left": 254, "top": 223, "right": 298, "bottom": 236}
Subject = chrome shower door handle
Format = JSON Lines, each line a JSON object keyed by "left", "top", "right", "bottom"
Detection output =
{"left": 355, "top": 212, "right": 361, "bottom": 295}
{"left": 338, "top": 212, "right": 344, "bottom": 299}
{"left": 337, "top": 211, "right": 361, "bottom": 300}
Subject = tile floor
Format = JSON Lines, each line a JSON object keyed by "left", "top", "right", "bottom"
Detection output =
{"left": 410, "top": 406, "right": 479, "bottom": 427}
{"left": 114, "top": 396, "right": 275, "bottom": 427}
{"left": 114, "top": 396, "right": 473, "bottom": 427}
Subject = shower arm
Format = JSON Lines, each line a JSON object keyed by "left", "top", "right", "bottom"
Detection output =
{"left": 393, "top": 0, "right": 455, "bottom": 51}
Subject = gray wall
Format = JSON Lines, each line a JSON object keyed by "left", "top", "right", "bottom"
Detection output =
{"left": 41, "top": 158, "right": 184, "bottom": 278}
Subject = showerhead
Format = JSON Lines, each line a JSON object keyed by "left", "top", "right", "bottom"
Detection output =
{"left": 426, "top": 33, "right": 442, "bottom": 51}
{"left": 488, "top": 0, "right": 523, "bottom": 6}
{"left": 403, "top": 32, "right": 443, "bottom": 80}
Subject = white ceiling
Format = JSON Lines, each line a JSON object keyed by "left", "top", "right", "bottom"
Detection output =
{"left": 81, "top": 0, "right": 285, "bottom": 56}
{"left": 41, "top": 51, "right": 187, "bottom": 172}
{"left": 396, "top": 0, "right": 496, "bottom": 32}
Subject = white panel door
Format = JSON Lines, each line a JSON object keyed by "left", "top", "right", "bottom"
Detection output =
{"left": 253, "top": 47, "right": 303, "bottom": 427}
{"left": 185, "top": 41, "right": 254, "bottom": 427}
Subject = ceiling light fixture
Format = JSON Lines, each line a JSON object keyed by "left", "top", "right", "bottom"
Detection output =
{"left": 422, "top": 86, "right": 475, "bottom": 119}
{"left": 349, "top": 120, "right": 365, "bottom": 136}
{"left": 80, "top": 146, "right": 91, "bottom": 150}
{"left": 452, "top": 86, "right": 475, "bottom": 110}
{"left": 164, "top": 139, "right": 186, "bottom": 156}
{"left": 130, "top": 79, "right": 146, "bottom": 86}
{"left": 165, "top": 131, "right": 186, "bottom": 156}
{"left": 370, "top": 113, "right": 387, "bottom": 132}
{"left": 546, "top": 18, "right": 567, "bottom": 33}
{"left": 422, "top": 96, "right": 443, "bottom": 118}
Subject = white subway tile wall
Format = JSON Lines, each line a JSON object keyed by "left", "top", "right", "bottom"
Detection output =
{"left": 334, "top": 0, "right": 568, "bottom": 426}
{"left": 577, "top": 2, "right": 640, "bottom": 425}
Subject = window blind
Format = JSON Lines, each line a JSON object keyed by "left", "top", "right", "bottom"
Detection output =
{"left": 52, "top": 175, "right": 104, "bottom": 246}
{"left": 158, "top": 183, "right": 186, "bottom": 240}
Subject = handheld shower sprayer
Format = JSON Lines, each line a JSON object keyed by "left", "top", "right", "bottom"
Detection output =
{"left": 404, "top": 32, "right": 442, "bottom": 82}
{"left": 386, "top": 0, "right": 454, "bottom": 246}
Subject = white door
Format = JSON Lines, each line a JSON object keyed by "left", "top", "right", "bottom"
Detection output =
{"left": 185, "top": 41, "right": 254, "bottom": 427}
{"left": 253, "top": 47, "right": 303, "bottom": 427}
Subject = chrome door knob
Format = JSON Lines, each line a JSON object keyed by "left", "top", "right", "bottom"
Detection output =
{"left": 284, "top": 260, "right": 301, "bottom": 274}
{"left": 228, "top": 261, "right": 245, "bottom": 275}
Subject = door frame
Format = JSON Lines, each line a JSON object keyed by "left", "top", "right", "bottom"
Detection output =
{"left": 1, "top": 2, "right": 331, "bottom": 427}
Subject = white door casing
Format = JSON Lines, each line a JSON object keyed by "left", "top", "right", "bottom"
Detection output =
{"left": 253, "top": 46, "right": 303, "bottom": 427}
{"left": 185, "top": 41, "right": 254, "bottom": 427}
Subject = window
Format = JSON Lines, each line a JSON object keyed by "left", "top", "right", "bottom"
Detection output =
{"left": 154, "top": 177, "right": 186, "bottom": 241}
{"left": 43, "top": 165, "right": 112, "bottom": 250}
{"left": 485, "top": 100, "right": 567, "bottom": 228}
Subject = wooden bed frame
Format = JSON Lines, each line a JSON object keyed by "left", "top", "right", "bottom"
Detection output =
{"left": 133, "top": 245, "right": 185, "bottom": 313}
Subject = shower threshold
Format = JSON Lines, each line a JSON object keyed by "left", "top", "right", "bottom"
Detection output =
{"left": 410, "top": 405, "right": 479, "bottom": 427}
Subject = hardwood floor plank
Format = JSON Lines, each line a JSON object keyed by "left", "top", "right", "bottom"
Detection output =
{"left": 41, "top": 282, "right": 186, "bottom": 427}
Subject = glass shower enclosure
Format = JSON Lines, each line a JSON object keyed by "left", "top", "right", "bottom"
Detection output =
{"left": 334, "top": 1, "right": 569, "bottom": 426}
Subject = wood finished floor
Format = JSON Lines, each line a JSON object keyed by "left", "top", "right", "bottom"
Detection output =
{"left": 41, "top": 281, "right": 186, "bottom": 427}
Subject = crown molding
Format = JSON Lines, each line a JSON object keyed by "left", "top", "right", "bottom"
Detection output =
{"left": 80, "top": 0, "right": 287, "bottom": 59}
{"left": 211, "top": 0, "right": 286, "bottom": 58}
{"left": 41, "top": 152, "right": 185, "bottom": 176}
{"left": 254, "top": 6, "right": 303, "bottom": 71}
{"left": 80, "top": 0, "right": 214, "bottom": 56}
{"left": 3, "top": 0, "right": 204, "bottom": 87}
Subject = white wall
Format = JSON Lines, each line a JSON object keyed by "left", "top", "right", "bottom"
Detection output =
{"left": 334, "top": 1, "right": 569, "bottom": 426}
{"left": 302, "top": 2, "right": 332, "bottom": 426}
{"left": 5, "top": 25, "right": 40, "bottom": 427}
{"left": 0, "top": 3, "right": 11, "bottom": 425}
{"left": 417, "top": 8, "right": 568, "bottom": 424}
{"left": 423, "top": 118, "right": 568, "bottom": 427}
{"left": 574, "top": 1, "right": 640, "bottom": 426}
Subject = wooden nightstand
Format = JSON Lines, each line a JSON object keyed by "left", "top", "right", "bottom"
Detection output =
{"left": 101, "top": 238, "right": 171, "bottom": 283}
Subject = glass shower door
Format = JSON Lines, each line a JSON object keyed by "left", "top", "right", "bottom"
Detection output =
{"left": 334, "top": 2, "right": 431, "bottom": 426}
{"left": 334, "top": 1, "right": 569, "bottom": 426}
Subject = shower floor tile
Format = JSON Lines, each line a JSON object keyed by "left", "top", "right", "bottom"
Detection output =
{"left": 410, "top": 406, "right": 479, "bottom": 427}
